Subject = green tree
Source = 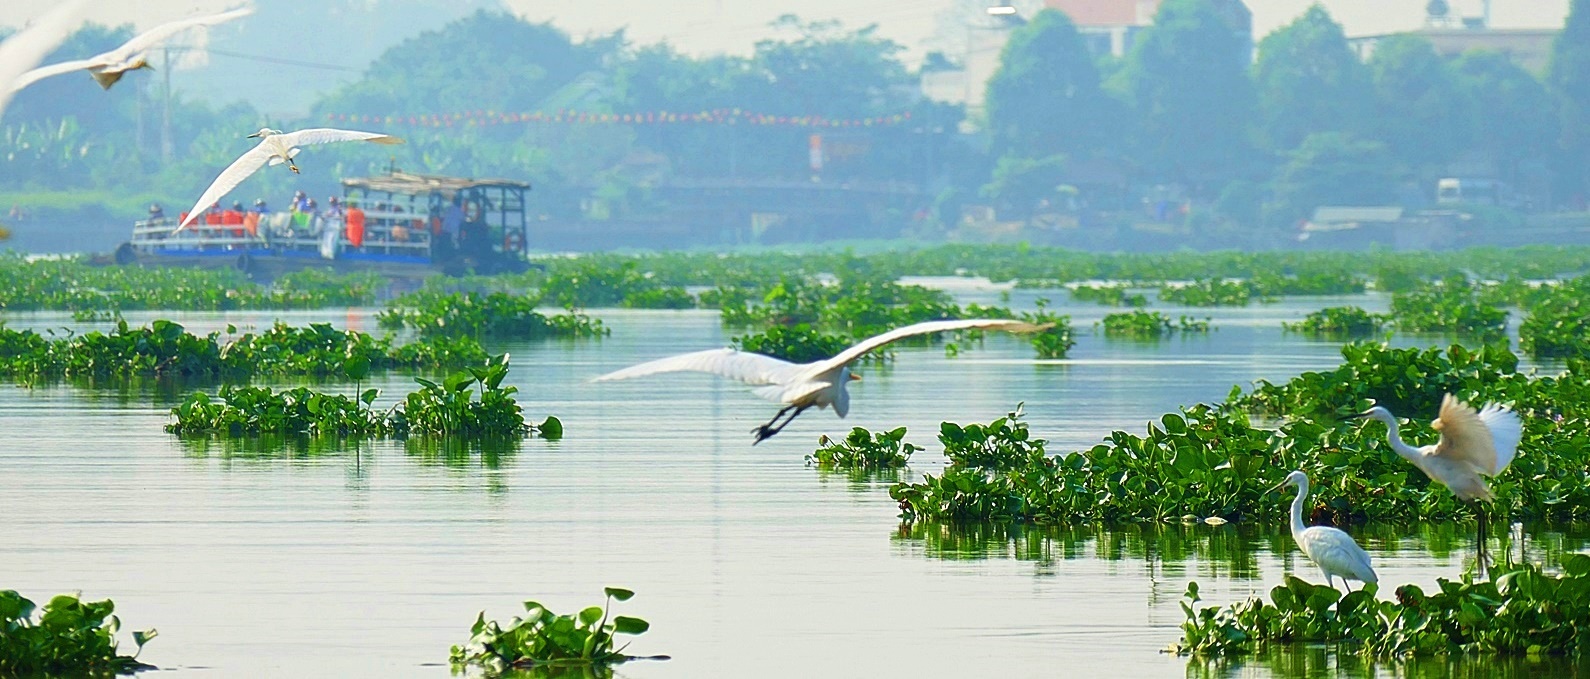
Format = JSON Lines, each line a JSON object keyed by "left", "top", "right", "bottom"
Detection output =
{"left": 980, "top": 154, "right": 1069, "bottom": 219}
{"left": 1252, "top": 6, "right": 1372, "bottom": 152}
{"left": 1452, "top": 50, "right": 1555, "bottom": 185}
{"left": 984, "top": 9, "right": 1116, "bottom": 159}
{"left": 1550, "top": 0, "right": 1590, "bottom": 199}
{"left": 1120, "top": 0, "right": 1255, "bottom": 190}
{"left": 1366, "top": 35, "right": 1468, "bottom": 168}
{"left": 1270, "top": 132, "right": 1399, "bottom": 225}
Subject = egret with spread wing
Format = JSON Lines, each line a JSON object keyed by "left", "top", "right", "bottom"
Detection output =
{"left": 12, "top": 7, "right": 252, "bottom": 92}
{"left": 1357, "top": 394, "right": 1522, "bottom": 574}
{"left": 1271, "top": 470, "right": 1378, "bottom": 590}
{"left": 0, "top": 1, "right": 90, "bottom": 118}
{"left": 594, "top": 319, "right": 1050, "bottom": 443}
{"left": 176, "top": 127, "right": 404, "bottom": 231}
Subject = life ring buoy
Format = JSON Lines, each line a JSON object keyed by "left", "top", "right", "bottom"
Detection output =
{"left": 503, "top": 229, "right": 523, "bottom": 252}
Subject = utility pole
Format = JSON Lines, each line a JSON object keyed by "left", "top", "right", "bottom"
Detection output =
{"left": 160, "top": 47, "right": 172, "bottom": 163}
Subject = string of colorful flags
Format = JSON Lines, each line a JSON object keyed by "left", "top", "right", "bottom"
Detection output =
{"left": 324, "top": 108, "right": 912, "bottom": 129}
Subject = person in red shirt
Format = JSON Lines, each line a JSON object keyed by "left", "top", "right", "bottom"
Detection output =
{"left": 222, "top": 201, "right": 245, "bottom": 237}
{"left": 344, "top": 203, "right": 365, "bottom": 248}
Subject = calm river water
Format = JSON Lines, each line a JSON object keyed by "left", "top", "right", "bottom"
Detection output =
{"left": 0, "top": 284, "right": 1580, "bottom": 677}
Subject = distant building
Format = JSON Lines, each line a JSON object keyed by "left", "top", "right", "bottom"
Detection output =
{"left": 1044, "top": 0, "right": 1253, "bottom": 60}
{"left": 1349, "top": 28, "right": 1558, "bottom": 73}
{"left": 1348, "top": 1, "right": 1558, "bottom": 73}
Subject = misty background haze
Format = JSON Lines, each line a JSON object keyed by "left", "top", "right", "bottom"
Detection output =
{"left": 1, "top": 0, "right": 1587, "bottom": 254}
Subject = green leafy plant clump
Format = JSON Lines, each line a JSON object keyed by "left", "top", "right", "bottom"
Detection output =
{"left": 1389, "top": 277, "right": 1509, "bottom": 338}
{"left": 0, "top": 320, "right": 487, "bottom": 384}
{"left": 377, "top": 290, "right": 608, "bottom": 340}
{"left": 732, "top": 324, "right": 858, "bottom": 364}
{"left": 889, "top": 341, "right": 1590, "bottom": 525}
{"left": 1519, "top": 278, "right": 1590, "bottom": 360}
{"left": 1283, "top": 306, "right": 1389, "bottom": 336}
{"left": 450, "top": 587, "right": 663, "bottom": 674}
{"left": 1069, "top": 283, "right": 1148, "bottom": 307}
{"left": 1159, "top": 278, "right": 1258, "bottom": 307}
{"left": 0, "top": 254, "right": 382, "bottom": 312}
{"left": 1100, "top": 310, "right": 1212, "bottom": 339}
{"left": 808, "top": 426, "right": 921, "bottom": 470}
{"left": 0, "top": 590, "right": 156, "bottom": 676}
{"left": 1175, "top": 557, "right": 1590, "bottom": 658}
{"left": 167, "top": 354, "right": 563, "bottom": 440}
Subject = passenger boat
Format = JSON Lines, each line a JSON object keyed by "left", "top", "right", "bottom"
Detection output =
{"left": 113, "top": 171, "right": 534, "bottom": 278}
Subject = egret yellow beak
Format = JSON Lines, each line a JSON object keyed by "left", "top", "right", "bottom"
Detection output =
{"left": 246, "top": 131, "right": 263, "bottom": 138}
{"left": 848, "top": 372, "right": 862, "bottom": 381}
{"left": 1265, "top": 481, "right": 1286, "bottom": 495}
{"left": 1348, "top": 411, "right": 1371, "bottom": 420}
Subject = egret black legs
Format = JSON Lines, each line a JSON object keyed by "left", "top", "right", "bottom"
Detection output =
{"left": 752, "top": 404, "right": 810, "bottom": 445}
{"left": 1476, "top": 505, "right": 1490, "bottom": 578}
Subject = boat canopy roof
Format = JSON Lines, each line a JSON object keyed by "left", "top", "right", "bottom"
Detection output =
{"left": 342, "top": 172, "right": 529, "bottom": 197}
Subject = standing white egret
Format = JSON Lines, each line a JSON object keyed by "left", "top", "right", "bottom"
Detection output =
{"left": 0, "top": 0, "right": 90, "bottom": 118}
{"left": 11, "top": 7, "right": 253, "bottom": 92}
{"left": 594, "top": 318, "right": 1050, "bottom": 443}
{"left": 1356, "top": 394, "right": 1522, "bottom": 572}
{"left": 176, "top": 127, "right": 404, "bottom": 231}
{"left": 1270, "top": 470, "right": 1378, "bottom": 590}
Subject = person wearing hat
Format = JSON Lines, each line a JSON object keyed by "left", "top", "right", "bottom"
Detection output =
{"left": 252, "top": 198, "right": 269, "bottom": 214}
{"left": 147, "top": 203, "right": 165, "bottom": 222}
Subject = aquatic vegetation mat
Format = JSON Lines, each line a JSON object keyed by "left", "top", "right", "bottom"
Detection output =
{"left": 889, "top": 342, "right": 1590, "bottom": 524}
{"left": 1173, "top": 559, "right": 1590, "bottom": 658}
{"left": 377, "top": 290, "right": 607, "bottom": 339}
{"left": 167, "top": 354, "right": 562, "bottom": 440}
{"left": 0, "top": 320, "right": 486, "bottom": 383}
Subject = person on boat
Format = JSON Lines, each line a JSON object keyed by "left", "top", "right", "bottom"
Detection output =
{"left": 147, "top": 203, "right": 164, "bottom": 222}
{"left": 344, "top": 201, "right": 366, "bottom": 249}
{"left": 324, "top": 196, "right": 344, "bottom": 220}
{"left": 223, "top": 201, "right": 245, "bottom": 239}
{"left": 292, "top": 190, "right": 311, "bottom": 214}
{"left": 252, "top": 199, "right": 269, "bottom": 214}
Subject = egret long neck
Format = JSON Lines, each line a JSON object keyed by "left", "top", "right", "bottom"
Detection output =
{"left": 1289, "top": 482, "right": 1307, "bottom": 540}
{"left": 1381, "top": 417, "right": 1422, "bottom": 461}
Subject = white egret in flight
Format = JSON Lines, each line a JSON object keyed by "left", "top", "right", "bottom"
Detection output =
{"left": 11, "top": 7, "right": 253, "bottom": 92}
{"left": 595, "top": 318, "right": 1050, "bottom": 443}
{"left": 0, "top": 0, "right": 90, "bottom": 118}
{"left": 1271, "top": 470, "right": 1378, "bottom": 590}
{"left": 176, "top": 127, "right": 404, "bottom": 231}
{"left": 1356, "top": 395, "right": 1521, "bottom": 573}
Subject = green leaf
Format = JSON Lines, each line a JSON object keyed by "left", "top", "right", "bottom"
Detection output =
{"left": 344, "top": 355, "right": 371, "bottom": 380}
{"left": 604, "top": 587, "right": 635, "bottom": 602}
{"left": 133, "top": 628, "right": 158, "bottom": 648}
{"left": 612, "top": 615, "right": 650, "bottom": 635}
{"left": 445, "top": 371, "right": 477, "bottom": 392}
{"left": 540, "top": 415, "right": 564, "bottom": 440}
{"left": 578, "top": 606, "right": 605, "bottom": 626}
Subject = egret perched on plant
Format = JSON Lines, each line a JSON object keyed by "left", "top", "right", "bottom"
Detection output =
{"left": 594, "top": 319, "right": 1050, "bottom": 444}
{"left": 1270, "top": 470, "right": 1378, "bottom": 590}
{"left": 11, "top": 7, "right": 253, "bottom": 92}
{"left": 0, "top": 0, "right": 90, "bottom": 117}
{"left": 1356, "top": 395, "right": 1522, "bottom": 572}
{"left": 176, "top": 127, "right": 404, "bottom": 232}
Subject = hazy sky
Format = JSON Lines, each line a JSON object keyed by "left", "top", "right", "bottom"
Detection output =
{"left": 2, "top": 0, "right": 1573, "bottom": 59}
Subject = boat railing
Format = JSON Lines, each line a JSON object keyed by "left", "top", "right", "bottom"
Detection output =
{"left": 131, "top": 213, "right": 434, "bottom": 259}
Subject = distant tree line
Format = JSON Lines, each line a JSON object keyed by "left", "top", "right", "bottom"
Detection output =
{"left": 3, "top": 1, "right": 1590, "bottom": 239}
